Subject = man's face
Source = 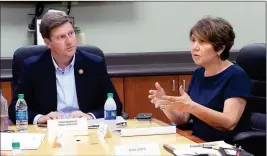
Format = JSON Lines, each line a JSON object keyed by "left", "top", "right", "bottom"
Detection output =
{"left": 44, "top": 22, "right": 77, "bottom": 58}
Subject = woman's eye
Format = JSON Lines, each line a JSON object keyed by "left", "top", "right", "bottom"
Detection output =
{"left": 199, "top": 39, "right": 205, "bottom": 43}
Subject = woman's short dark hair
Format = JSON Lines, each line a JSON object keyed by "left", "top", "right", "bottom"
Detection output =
{"left": 40, "top": 11, "right": 73, "bottom": 39}
{"left": 190, "top": 16, "right": 235, "bottom": 60}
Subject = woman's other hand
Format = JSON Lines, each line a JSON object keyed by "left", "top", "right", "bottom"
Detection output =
{"left": 159, "top": 85, "right": 194, "bottom": 112}
{"left": 148, "top": 82, "right": 166, "bottom": 108}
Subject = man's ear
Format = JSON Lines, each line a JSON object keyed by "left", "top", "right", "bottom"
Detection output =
{"left": 43, "top": 38, "right": 51, "bottom": 48}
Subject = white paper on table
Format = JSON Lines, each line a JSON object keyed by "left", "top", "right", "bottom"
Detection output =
{"left": 87, "top": 116, "right": 126, "bottom": 128}
{"left": 1, "top": 133, "right": 45, "bottom": 151}
{"left": 114, "top": 126, "right": 176, "bottom": 137}
{"left": 171, "top": 141, "right": 236, "bottom": 156}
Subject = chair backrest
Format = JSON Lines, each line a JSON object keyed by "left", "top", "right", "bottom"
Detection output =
{"left": 236, "top": 43, "right": 266, "bottom": 130}
{"left": 12, "top": 45, "right": 104, "bottom": 91}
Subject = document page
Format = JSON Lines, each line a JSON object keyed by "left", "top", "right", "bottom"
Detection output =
{"left": 170, "top": 141, "right": 236, "bottom": 156}
{"left": 1, "top": 133, "right": 45, "bottom": 150}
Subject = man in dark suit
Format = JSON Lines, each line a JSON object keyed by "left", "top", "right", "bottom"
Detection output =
{"left": 8, "top": 11, "right": 122, "bottom": 124}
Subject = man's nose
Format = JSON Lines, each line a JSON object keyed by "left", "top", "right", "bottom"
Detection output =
{"left": 65, "top": 36, "right": 71, "bottom": 44}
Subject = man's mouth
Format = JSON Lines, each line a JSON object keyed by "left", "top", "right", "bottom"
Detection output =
{"left": 67, "top": 47, "right": 74, "bottom": 51}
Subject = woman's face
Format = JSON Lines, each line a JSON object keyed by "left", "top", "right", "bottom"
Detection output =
{"left": 190, "top": 34, "right": 219, "bottom": 66}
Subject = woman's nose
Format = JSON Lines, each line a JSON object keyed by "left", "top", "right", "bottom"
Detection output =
{"left": 192, "top": 41, "right": 199, "bottom": 50}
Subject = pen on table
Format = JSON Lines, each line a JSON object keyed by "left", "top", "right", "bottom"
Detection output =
{"left": 0, "top": 130, "right": 15, "bottom": 133}
{"left": 88, "top": 124, "right": 99, "bottom": 129}
{"left": 190, "top": 143, "right": 217, "bottom": 147}
{"left": 87, "top": 122, "right": 127, "bottom": 129}
{"left": 202, "top": 146, "right": 228, "bottom": 156}
{"left": 163, "top": 144, "right": 176, "bottom": 155}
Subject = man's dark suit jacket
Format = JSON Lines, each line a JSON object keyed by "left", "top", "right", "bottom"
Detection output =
{"left": 8, "top": 49, "right": 122, "bottom": 124}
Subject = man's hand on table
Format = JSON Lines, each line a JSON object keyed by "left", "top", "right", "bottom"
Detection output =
{"left": 37, "top": 112, "right": 64, "bottom": 124}
{"left": 37, "top": 111, "right": 94, "bottom": 124}
{"left": 68, "top": 111, "right": 94, "bottom": 120}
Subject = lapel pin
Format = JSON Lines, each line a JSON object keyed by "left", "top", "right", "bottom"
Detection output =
{"left": 78, "top": 69, "right": 84, "bottom": 74}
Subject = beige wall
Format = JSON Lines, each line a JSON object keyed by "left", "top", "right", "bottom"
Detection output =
{"left": 1, "top": 2, "right": 265, "bottom": 57}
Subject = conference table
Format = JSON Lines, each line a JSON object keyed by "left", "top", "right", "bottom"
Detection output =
{"left": 4, "top": 118, "right": 204, "bottom": 155}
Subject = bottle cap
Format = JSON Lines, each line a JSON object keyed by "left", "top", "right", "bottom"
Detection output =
{"left": 107, "top": 93, "right": 113, "bottom": 98}
{"left": 12, "top": 142, "right": 20, "bottom": 148}
{"left": 18, "top": 94, "right": 24, "bottom": 99}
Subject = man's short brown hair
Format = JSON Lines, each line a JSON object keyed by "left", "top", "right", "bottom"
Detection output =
{"left": 40, "top": 11, "right": 73, "bottom": 39}
{"left": 190, "top": 16, "right": 235, "bottom": 60}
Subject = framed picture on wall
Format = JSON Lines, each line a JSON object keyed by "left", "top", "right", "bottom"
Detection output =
{"left": 35, "top": 18, "right": 45, "bottom": 45}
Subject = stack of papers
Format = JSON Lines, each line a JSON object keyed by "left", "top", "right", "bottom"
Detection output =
{"left": 1, "top": 133, "right": 45, "bottom": 150}
{"left": 114, "top": 126, "right": 176, "bottom": 137}
{"left": 170, "top": 141, "right": 236, "bottom": 156}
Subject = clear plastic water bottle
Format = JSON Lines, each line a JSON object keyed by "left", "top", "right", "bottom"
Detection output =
{"left": 12, "top": 136, "right": 22, "bottom": 155}
{"left": 15, "top": 94, "right": 28, "bottom": 132}
{"left": 104, "top": 93, "right": 117, "bottom": 131}
{"left": 0, "top": 90, "right": 9, "bottom": 131}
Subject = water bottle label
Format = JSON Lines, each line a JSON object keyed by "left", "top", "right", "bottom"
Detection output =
{"left": 104, "top": 110, "right": 116, "bottom": 120}
{"left": 16, "top": 111, "right": 28, "bottom": 120}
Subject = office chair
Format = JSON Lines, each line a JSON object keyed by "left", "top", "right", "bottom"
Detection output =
{"left": 232, "top": 43, "right": 266, "bottom": 156}
{"left": 11, "top": 45, "right": 128, "bottom": 120}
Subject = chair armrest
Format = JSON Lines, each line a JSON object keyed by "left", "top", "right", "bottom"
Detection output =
{"left": 250, "top": 112, "right": 266, "bottom": 130}
{"left": 232, "top": 131, "right": 266, "bottom": 156}
{"left": 233, "top": 131, "right": 266, "bottom": 142}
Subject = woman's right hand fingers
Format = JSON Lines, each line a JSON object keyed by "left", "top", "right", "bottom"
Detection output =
{"left": 149, "top": 83, "right": 166, "bottom": 106}
{"left": 149, "top": 90, "right": 156, "bottom": 94}
{"left": 148, "top": 95, "right": 154, "bottom": 99}
{"left": 155, "top": 82, "right": 163, "bottom": 91}
{"left": 148, "top": 90, "right": 156, "bottom": 100}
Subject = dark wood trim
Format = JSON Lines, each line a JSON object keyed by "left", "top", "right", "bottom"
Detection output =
{"left": 0, "top": 50, "right": 239, "bottom": 69}
{"left": 152, "top": 118, "right": 205, "bottom": 143}
{"left": 1, "top": 50, "right": 239, "bottom": 81}
{"left": 1, "top": 63, "right": 198, "bottom": 81}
